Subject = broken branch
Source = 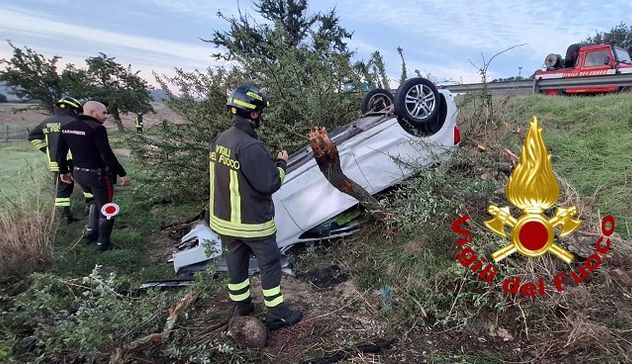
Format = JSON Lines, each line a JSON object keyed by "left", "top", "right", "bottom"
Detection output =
{"left": 109, "top": 289, "right": 200, "bottom": 364}
{"left": 308, "top": 127, "right": 391, "bottom": 217}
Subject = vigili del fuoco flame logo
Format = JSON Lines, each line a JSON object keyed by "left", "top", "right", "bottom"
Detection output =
{"left": 484, "top": 116, "right": 580, "bottom": 263}
{"left": 451, "top": 116, "right": 616, "bottom": 297}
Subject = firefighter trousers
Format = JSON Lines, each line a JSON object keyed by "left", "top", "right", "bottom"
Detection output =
{"left": 53, "top": 172, "right": 74, "bottom": 209}
{"left": 222, "top": 234, "right": 285, "bottom": 309}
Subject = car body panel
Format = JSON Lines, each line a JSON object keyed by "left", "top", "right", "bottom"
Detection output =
{"left": 172, "top": 88, "right": 459, "bottom": 272}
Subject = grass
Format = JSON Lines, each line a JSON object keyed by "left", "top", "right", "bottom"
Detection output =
{"left": 322, "top": 93, "right": 632, "bottom": 362}
{"left": 50, "top": 154, "right": 172, "bottom": 281}
{"left": 0, "top": 142, "right": 47, "bottom": 205}
{"left": 0, "top": 141, "right": 172, "bottom": 281}
{"left": 503, "top": 94, "right": 632, "bottom": 233}
{"left": 1, "top": 94, "right": 631, "bottom": 363}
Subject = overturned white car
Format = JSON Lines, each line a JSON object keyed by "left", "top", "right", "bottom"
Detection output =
{"left": 173, "top": 77, "right": 460, "bottom": 274}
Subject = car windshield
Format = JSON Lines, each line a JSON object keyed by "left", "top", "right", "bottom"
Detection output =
{"left": 615, "top": 47, "right": 632, "bottom": 64}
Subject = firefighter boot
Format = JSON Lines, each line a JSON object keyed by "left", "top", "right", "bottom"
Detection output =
{"left": 60, "top": 206, "right": 79, "bottom": 224}
{"left": 265, "top": 303, "right": 303, "bottom": 330}
{"left": 232, "top": 297, "right": 255, "bottom": 317}
{"left": 96, "top": 217, "right": 114, "bottom": 252}
{"left": 83, "top": 203, "right": 99, "bottom": 242}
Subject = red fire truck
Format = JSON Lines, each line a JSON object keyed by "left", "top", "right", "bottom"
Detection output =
{"left": 534, "top": 44, "right": 632, "bottom": 95}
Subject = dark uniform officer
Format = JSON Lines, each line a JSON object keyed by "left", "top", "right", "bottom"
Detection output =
{"left": 27, "top": 96, "right": 89, "bottom": 222}
{"left": 210, "top": 85, "right": 302, "bottom": 329}
{"left": 57, "top": 101, "right": 128, "bottom": 252}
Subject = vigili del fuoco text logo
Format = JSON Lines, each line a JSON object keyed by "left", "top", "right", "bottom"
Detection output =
{"left": 451, "top": 116, "right": 616, "bottom": 297}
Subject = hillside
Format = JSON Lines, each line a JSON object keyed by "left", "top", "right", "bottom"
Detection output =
{"left": 0, "top": 93, "right": 631, "bottom": 363}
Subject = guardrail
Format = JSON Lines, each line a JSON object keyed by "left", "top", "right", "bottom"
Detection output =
{"left": 437, "top": 73, "right": 632, "bottom": 96}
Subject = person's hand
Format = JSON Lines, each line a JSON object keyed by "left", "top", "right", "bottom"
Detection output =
{"left": 119, "top": 176, "right": 129, "bottom": 187}
{"left": 277, "top": 150, "right": 288, "bottom": 163}
{"left": 59, "top": 173, "right": 73, "bottom": 184}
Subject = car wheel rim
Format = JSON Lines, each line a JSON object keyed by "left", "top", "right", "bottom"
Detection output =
{"left": 368, "top": 94, "right": 391, "bottom": 111}
{"left": 404, "top": 84, "right": 435, "bottom": 119}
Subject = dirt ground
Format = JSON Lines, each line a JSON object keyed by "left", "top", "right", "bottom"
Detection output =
{"left": 139, "top": 217, "right": 632, "bottom": 364}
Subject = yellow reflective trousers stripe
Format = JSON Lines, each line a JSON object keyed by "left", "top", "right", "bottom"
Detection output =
{"left": 262, "top": 286, "right": 281, "bottom": 297}
{"left": 54, "top": 198, "right": 70, "bottom": 207}
{"left": 229, "top": 291, "right": 251, "bottom": 302}
{"left": 83, "top": 192, "right": 94, "bottom": 199}
{"left": 264, "top": 295, "right": 284, "bottom": 307}
{"left": 228, "top": 279, "right": 250, "bottom": 291}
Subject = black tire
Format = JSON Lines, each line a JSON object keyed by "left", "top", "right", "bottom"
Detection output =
{"left": 361, "top": 88, "right": 393, "bottom": 114}
{"left": 565, "top": 44, "right": 581, "bottom": 68}
{"left": 394, "top": 77, "right": 441, "bottom": 129}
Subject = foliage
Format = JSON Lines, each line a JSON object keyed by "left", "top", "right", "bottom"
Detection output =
{"left": 585, "top": 22, "right": 632, "bottom": 53}
{"left": 133, "top": 0, "right": 380, "bottom": 204}
{"left": 0, "top": 42, "right": 64, "bottom": 114}
{"left": 0, "top": 42, "right": 153, "bottom": 130}
{"left": 129, "top": 67, "right": 240, "bottom": 205}
{"left": 2, "top": 266, "right": 176, "bottom": 361}
{"left": 206, "top": 0, "right": 368, "bottom": 151}
{"left": 397, "top": 46, "right": 407, "bottom": 84}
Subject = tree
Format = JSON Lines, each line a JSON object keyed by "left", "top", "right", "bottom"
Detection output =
{"left": 397, "top": 47, "right": 407, "bottom": 85}
{"left": 585, "top": 22, "right": 632, "bottom": 54}
{"left": 0, "top": 42, "right": 63, "bottom": 113}
{"left": 131, "top": 0, "right": 378, "bottom": 205}
{"left": 0, "top": 42, "right": 153, "bottom": 130}
{"left": 206, "top": 0, "right": 368, "bottom": 151}
{"left": 83, "top": 53, "right": 153, "bottom": 131}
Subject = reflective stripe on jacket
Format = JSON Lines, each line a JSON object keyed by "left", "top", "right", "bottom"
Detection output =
{"left": 209, "top": 116, "right": 287, "bottom": 239}
{"left": 27, "top": 109, "right": 77, "bottom": 172}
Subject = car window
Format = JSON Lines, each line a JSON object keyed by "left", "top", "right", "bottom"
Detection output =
{"left": 585, "top": 51, "right": 610, "bottom": 67}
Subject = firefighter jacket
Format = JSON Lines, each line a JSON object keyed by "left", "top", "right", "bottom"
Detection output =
{"left": 27, "top": 109, "right": 77, "bottom": 172}
{"left": 209, "top": 116, "right": 287, "bottom": 239}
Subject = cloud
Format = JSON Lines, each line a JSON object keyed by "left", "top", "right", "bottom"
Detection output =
{"left": 319, "top": 0, "right": 632, "bottom": 79}
{"left": 0, "top": 7, "right": 224, "bottom": 74}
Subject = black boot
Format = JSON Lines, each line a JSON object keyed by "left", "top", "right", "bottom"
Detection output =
{"left": 265, "top": 303, "right": 303, "bottom": 330}
{"left": 96, "top": 217, "right": 115, "bottom": 252}
{"left": 60, "top": 206, "right": 79, "bottom": 224}
{"left": 83, "top": 203, "right": 99, "bottom": 241}
{"left": 232, "top": 298, "right": 255, "bottom": 317}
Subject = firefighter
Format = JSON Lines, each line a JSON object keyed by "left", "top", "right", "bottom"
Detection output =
{"left": 27, "top": 96, "right": 87, "bottom": 223}
{"left": 57, "top": 101, "right": 128, "bottom": 252}
{"left": 135, "top": 114, "right": 144, "bottom": 134}
{"left": 210, "top": 85, "right": 303, "bottom": 330}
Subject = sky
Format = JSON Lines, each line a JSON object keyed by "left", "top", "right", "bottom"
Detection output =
{"left": 1, "top": 0, "right": 630, "bottom": 89}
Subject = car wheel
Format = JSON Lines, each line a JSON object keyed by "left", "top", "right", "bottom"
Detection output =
{"left": 361, "top": 88, "right": 394, "bottom": 114}
{"left": 394, "top": 77, "right": 441, "bottom": 132}
{"left": 543, "top": 89, "right": 563, "bottom": 96}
